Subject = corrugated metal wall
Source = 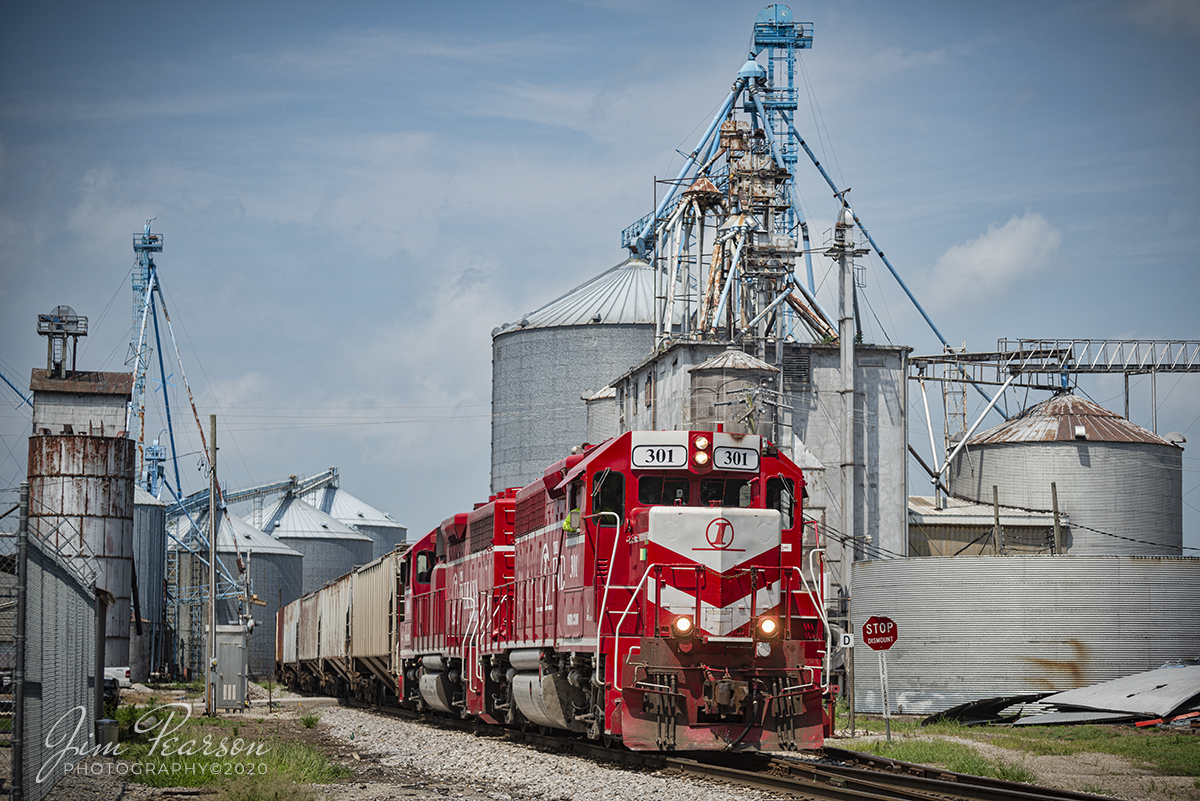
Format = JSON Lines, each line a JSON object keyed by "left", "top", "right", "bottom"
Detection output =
{"left": 131, "top": 492, "right": 166, "bottom": 680}
{"left": 352, "top": 551, "right": 397, "bottom": 659}
{"left": 491, "top": 324, "right": 653, "bottom": 493}
{"left": 237, "top": 551, "right": 302, "bottom": 675}
{"left": 298, "top": 594, "right": 319, "bottom": 661}
{"left": 850, "top": 556, "right": 1200, "bottom": 714}
{"left": 319, "top": 574, "right": 351, "bottom": 659}
{"left": 284, "top": 536, "right": 373, "bottom": 596}
{"left": 952, "top": 442, "right": 1182, "bottom": 555}
{"left": 282, "top": 601, "right": 299, "bottom": 664}
{"left": 355, "top": 523, "right": 406, "bottom": 559}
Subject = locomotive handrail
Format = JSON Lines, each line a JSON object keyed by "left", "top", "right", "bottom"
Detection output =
{"left": 805, "top": 547, "right": 831, "bottom": 693}
{"left": 591, "top": 510, "right": 624, "bottom": 656}
{"left": 610, "top": 561, "right": 664, "bottom": 693}
{"left": 464, "top": 590, "right": 482, "bottom": 697}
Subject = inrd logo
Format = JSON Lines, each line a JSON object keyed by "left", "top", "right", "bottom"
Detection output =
{"left": 705, "top": 517, "right": 735, "bottom": 549}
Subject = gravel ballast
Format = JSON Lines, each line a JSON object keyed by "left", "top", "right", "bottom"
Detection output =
{"left": 318, "top": 706, "right": 785, "bottom": 801}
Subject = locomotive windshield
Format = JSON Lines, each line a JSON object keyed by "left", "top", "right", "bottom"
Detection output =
{"left": 635, "top": 475, "right": 756, "bottom": 508}
{"left": 637, "top": 475, "right": 690, "bottom": 505}
{"left": 700, "top": 477, "right": 752, "bottom": 507}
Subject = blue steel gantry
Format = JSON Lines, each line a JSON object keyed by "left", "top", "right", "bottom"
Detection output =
{"left": 620, "top": 4, "right": 952, "bottom": 356}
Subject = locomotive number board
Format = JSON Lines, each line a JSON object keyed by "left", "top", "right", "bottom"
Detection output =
{"left": 631, "top": 444, "right": 688, "bottom": 468}
{"left": 713, "top": 446, "right": 759, "bottom": 471}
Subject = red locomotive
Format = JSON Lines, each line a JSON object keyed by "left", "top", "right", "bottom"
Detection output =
{"left": 278, "top": 429, "right": 830, "bottom": 751}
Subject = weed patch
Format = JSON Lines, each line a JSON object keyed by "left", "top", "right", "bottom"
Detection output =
{"left": 217, "top": 772, "right": 314, "bottom": 801}
{"left": 968, "top": 725, "right": 1200, "bottom": 777}
{"left": 856, "top": 737, "right": 1038, "bottom": 784}
{"left": 115, "top": 707, "right": 349, "bottom": 789}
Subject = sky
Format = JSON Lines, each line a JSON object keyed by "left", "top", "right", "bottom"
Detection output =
{"left": 1, "top": 0, "right": 1197, "bottom": 551}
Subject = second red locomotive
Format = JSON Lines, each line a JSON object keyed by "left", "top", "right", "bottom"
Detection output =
{"left": 278, "top": 429, "right": 830, "bottom": 751}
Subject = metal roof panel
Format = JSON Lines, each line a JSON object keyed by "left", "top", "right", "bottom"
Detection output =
{"left": 968, "top": 393, "right": 1178, "bottom": 447}
{"left": 1039, "top": 664, "right": 1200, "bottom": 718}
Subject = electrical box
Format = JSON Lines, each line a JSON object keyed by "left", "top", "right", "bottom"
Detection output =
{"left": 214, "top": 624, "right": 248, "bottom": 710}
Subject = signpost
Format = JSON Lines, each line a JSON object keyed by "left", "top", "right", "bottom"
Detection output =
{"left": 862, "top": 616, "right": 898, "bottom": 742}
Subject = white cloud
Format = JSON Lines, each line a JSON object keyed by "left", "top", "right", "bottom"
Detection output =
{"left": 925, "top": 212, "right": 1063, "bottom": 308}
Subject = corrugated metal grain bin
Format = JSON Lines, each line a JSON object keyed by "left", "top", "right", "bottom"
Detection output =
{"left": 257, "top": 496, "right": 373, "bottom": 595}
{"left": 850, "top": 555, "right": 1200, "bottom": 714}
{"left": 950, "top": 394, "right": 1183, "bottom": 555}
{"left": 319, "top": 573, "right": 352, "bottom": 659}
{"left": 282, "top": 600, "right": 299, "bottom": 665}
{"left": 300, "top": 484, "right": 407, "bottom": 559}
{"left": 131, "top": 486, "right": 166, "bottom": 681}
{"left": 351, "top": 550, "right": 399, "bottom": 661}
{"left": 176, "top": 509, "right": 303, "bottom": 675}
{"left": 490, "top": 257, "right": 659, "bottom": 493}
{"left": 298, "top": 594, "right": 320, "bottom": 662}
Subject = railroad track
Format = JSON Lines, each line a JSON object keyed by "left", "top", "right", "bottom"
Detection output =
{"left": 682, "top": 749, "right": 1119, "bottom": 801}
{"left": 339, "top": 699, "right": 1119, "bottom": 801}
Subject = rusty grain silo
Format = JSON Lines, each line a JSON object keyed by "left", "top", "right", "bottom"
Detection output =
{"left": 28, "top": 368, "right": 135, "bottom": 667}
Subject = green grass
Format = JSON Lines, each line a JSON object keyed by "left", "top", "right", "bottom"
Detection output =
{"left": 115, "top": 707, "right": 349, "bottom": 789}
{"left": 148, "top": 679, "right": 205, "bottom": 696}
{"left": 844, "top": 711, "right": 1200, "bottom": 782}
{"left": 980, "top": 725, "right": 1200, "bottom": 777}
{"left": 299, "top": 713, "right": 320, "bottom": 729}
{"left": 853, "top": 737, "right": 1039, "bottom": 783}
{"left": 216, "top": 772, "right": 315, "bottom": 801}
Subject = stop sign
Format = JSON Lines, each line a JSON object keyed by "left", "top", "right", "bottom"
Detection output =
{"left": 862, "top": 616, "right": 898, "bottom": 651}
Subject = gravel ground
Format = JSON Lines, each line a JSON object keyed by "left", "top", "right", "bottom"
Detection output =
{"left": 316, "top": 706, "right": 787, "bottom": 801}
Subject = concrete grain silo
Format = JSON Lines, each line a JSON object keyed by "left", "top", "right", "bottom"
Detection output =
{"left": 256, "top": 495, "right": 373, "bottom": 595}
{"left": 950, "top": 393, "right": 1183, "bottom": 554}
{"left": 490, "top": 258, "right": 660, "bottom": 493}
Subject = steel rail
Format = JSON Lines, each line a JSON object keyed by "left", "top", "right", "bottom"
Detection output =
{"left": 820, "top": 747, "right": 1117, "bottom": 801}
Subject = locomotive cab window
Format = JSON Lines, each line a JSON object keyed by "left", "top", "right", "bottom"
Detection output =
{"left": 414, "top": 550, "right": 433, "bottom": 584}
{"left": 591, "top": 470, "right": 624, "bottom": 527}
{"left": 700, "top": 477, "right": 752, "bottom": 508}
{"left": 766, "top": 477, "right": 795, "bottom": 529}
{"left": 638, "top": 475, "right": 690, "bottom": 505}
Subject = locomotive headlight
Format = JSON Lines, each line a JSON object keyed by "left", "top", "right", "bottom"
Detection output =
{"left": 694, "top": 436, "right": 710, "bottom": 451}
{"left": 693, "top": 451, "right": 710, "bottom": 466}
{"left": 757, "top": 617, "right": 780, "bottom": 639}
{"left": 672, "top": 615, "right": 694, "bottom": 637}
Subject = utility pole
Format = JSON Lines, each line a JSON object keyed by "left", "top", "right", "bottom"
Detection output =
{"left": 830, "top": 205, "right": 865, "bottom": 560}
{"left": 206, "top": 414, "right": 218, "bottom": 715}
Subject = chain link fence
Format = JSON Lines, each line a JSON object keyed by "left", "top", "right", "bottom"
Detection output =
{"left": 2, "top": 485, "right": 20, "bottom": 765}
